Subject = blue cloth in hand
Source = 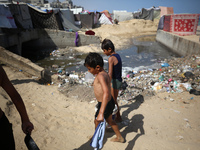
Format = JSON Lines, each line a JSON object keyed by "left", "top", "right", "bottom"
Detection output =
{"left": 90, "top": 119, "right": 106, "bottom": 150}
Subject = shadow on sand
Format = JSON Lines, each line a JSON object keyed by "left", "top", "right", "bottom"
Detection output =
{"left": 74, "top": 95, "right": 145, "bottom": 150}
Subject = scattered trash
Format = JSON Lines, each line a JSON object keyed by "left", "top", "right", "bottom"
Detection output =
{"left": 69, "top": 74, "right": 79, "bottom": 79}
{"left": 189, "top": 89, "right": 200, "bottom": 95}
{"left": 176, "top": 135, "right": 184, "bottom": 140}
{"left": 161, "top": 63, "right": 169, "bottom": 67}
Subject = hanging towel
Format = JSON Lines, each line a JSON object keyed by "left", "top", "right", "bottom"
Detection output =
{"left": 90, "top": 119, "right": 106, "bottom": 150}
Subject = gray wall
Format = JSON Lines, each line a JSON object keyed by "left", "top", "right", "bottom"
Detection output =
{"left": 156, "top": 30, "right": 200, "bottom": 56}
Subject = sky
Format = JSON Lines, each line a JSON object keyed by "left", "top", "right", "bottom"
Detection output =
{"left": 70, "top": 0, "right": 200, "bottom": 14}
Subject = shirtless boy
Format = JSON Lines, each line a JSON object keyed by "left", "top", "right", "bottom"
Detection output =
{"left": 84, "top": 52, "right": 124, "bottom": 143}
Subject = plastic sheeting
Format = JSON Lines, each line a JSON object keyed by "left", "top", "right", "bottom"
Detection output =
{"left": 0, "top": 4, "right": 17, "bottom": 28}
{"left": 157, "top": 15, "right": 165, "bottom": 30}
{"left": 74, "top": 13, "right": 94, "bottom": 29}
{"left": 59, "top": 10, "right": 80, "bottom": 32}
{"left": 113, "top": 11, "right": 133, "bottom": 22}
{"left": 99, "top": 13, "right": 112, "bottom": 25}
{"left": 9, "top": 4, "right": 33, "bottom": 29}
{"left": 139, "top": 8, "right": 154, "bottom": 21}
{"left": 133, "top": 7, "right": 161, "bottom": 21}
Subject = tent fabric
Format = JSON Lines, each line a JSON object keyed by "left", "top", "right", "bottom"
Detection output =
{"left": 99, "top": 13, "right": 112, "bottom": 25}
{"left": 153, "top": 9, "right": 161, "bottom": 19}
{"left": 9, "top": 4, "right": 33, "bottom": 29}
{"left": 94, "top": 12, "right": 100, "bottom": 25}
{"left": 113, "top": 11, "right": 133, "bottom": 22}
{"left": 133, "top": 12, "right": 140, "bottom": 19}
{"left": 139, "top": 8, "right": 154, "bottom": 21}
{"left": 101, "top": 10, "right": 113, "bottom": 24}
{"left": 170, "top": 14, "right": 199, "bottom": 36}
{"left": 163, "top": 15, "right": 171, "bottom": 32}
{"left": 159, "top": 6, "right": 174, "bottom": 17}
{"left": 59, "top": 10, "right": 80, "bottom": 32}
{"left": 157, "top": 15, "right": 165, "bottom": 30}
{"left": 0, "top": 4, "right": 17, "bottom": 28}
{"left": 28, "top": 5, "right": 60, "bottom": 29}
{"left": 74, "top": 13, "right": 94, "bottom": 29}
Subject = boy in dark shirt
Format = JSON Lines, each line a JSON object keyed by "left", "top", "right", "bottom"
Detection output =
{"left": 101, "top": 39, "right": 122, "bottom": 122}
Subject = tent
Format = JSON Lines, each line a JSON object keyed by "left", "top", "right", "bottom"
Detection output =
{"left": 138, "top": 8, "right": 155, "bottom": 21}
{"left": 133, "top": 7, "right": 161, "bottom": 21}
{"left": 59, "top": 9, "right": 80, "bottom": 32}
{"left": 113, "top": 10, "right": 133, "bottom": 22}
{"left": 159, "top": 14, "right": 199, "bottom": 36}
{"left": 9, "top": 4, "right": 33, "bottom": 29}
{"left": 74, "top": 13, "right": 94, "bottom": 29}
{"left": 28, "top": 4, "right": 60, "bottom": 29}
{"left": 99, "top": 10, "right": 113, "bottom": 25}
{"left": 169, "top": 14, "right": 199, "bottom": 36}
{"left": 0, "top": 4, "right": 17, "bottom": 28}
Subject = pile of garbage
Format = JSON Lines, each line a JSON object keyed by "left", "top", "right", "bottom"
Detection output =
{"left": 53, "top": 54, "right": 200, "bottom": 102}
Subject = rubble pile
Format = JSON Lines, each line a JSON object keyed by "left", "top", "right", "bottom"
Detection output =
{"left": 52, "top": 55, "right": 200, "bottom": 102}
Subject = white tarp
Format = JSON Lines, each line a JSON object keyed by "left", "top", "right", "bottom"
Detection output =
{"left": 113, "top": 10, "right": 133, "bottom": 22}
{"left": 99, "top": 13, "right": 112, "bottom": 25}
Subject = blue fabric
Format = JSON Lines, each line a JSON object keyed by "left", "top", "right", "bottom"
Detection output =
{"left": 90, "top": 119, "right": 106, "bottom": 150}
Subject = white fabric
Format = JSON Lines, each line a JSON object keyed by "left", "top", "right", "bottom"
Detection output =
{"left": 99, "top": 13, "right": 112, "bottom": 25}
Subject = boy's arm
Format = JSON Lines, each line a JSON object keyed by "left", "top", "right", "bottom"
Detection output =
{"left": 108, "top": 57, "right": 114, "bottom": 80}
{"left": 0, "top": 66, "right": 34, "bottom": 134}
{"left": 96, "top": 74, "right": 110, "bottom": 122}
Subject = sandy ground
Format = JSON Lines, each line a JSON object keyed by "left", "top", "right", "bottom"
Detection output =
{"left": 1, "top": 19, "right": 200, "bottom": 150}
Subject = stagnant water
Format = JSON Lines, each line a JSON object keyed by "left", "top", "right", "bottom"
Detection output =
{"left": 23, "top": 37, "right": 180, "bottom": 75}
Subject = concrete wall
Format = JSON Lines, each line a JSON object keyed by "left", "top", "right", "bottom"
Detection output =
{"left": 0, "top": 28, "right": 101, "bottom": 55}
{"left": 0, "top": 29, "right": 100, "bottom": 82}
{"left": 156, "top": 30, "right": 200, "bottom": 56}
{"left": 0, "top": 47, "right": 51, "bottom": 82}
{"left": 35, "top": 29, "right": 100, "bottom": 48}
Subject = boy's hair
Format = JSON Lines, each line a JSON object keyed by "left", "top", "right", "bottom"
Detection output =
{"left": 84, "top": 52, "right": 104, "bottom": 68}
{"left": 101, "top": 39, "right": 115, "bottom": 52}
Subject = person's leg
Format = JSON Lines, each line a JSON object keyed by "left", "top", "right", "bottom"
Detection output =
{"left": 111, "top": 88, "right": 122, "bottom": 122}
{"left": 106, "top": 115, "right": 124, "bottom": 143}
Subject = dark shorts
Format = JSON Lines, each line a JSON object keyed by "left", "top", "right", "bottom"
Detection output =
{"left": 95, "top": 97, "right": 115, "bottom": 120}
{"left": 111, "top": 79, "right": 122, "bottom": 90}
{"left": 0, "top": 112, "right": 15, "bottom": 150}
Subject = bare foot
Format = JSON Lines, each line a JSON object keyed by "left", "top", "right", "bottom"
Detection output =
{"left": 110, "top": 136, "right": 125, "bottom": 143}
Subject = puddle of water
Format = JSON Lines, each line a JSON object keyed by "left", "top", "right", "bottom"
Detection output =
{"left": 31, "top": 40, "right": 179, "bottom": 75}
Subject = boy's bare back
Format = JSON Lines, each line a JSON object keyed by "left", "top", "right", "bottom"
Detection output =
{"left": 93, "top": 71, "right": 111, "bottom": 103}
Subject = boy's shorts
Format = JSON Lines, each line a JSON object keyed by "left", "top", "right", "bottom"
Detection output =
{"left": 111, "top": 79, "right": 122, "bottom": 90}
{"left": 95, "top": 97, "right": 115, "bottom": 120}
{"left": 0, "top": 112, "right": 15, "bottom": 149}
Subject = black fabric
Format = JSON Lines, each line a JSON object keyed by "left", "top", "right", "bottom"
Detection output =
{"left": 28, "top": 6, "right": 60, "bottom": 29}
{"left": 74, "top": 13, "right": 94, "bottom": 29}
{"left": 139, "top": 8, "right": 154, "bottom": 21}
{"left": 58, "top": 10, "right": 80, "bottom": 32}
{"left": 95, "top": 97, "right": 115, "bottom": 120}
{"left": 0, "top": 112, "right": 15, "bottom": 150}
{"left": 157, "top": 15, "right": 165, "bottom": 30}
